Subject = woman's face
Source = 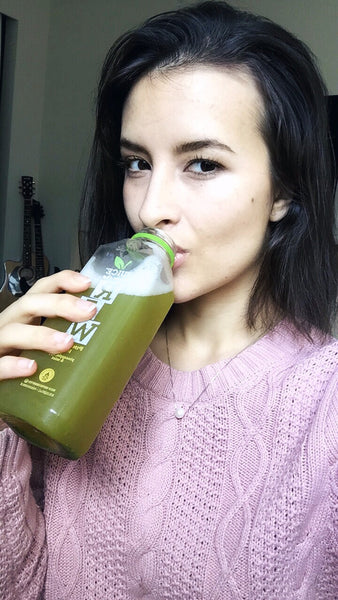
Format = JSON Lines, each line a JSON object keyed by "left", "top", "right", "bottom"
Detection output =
{"left": 121, "top": 67, "right": 286, "bottom": 305}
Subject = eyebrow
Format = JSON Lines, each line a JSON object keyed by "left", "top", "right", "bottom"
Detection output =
{"left": 120, "top": 137, "right": 235, "bottom": 155}
{"left": 120, "top": 138, "right": 150, "bottom": 158}
{"left": 175, "top": 139, "right": 235, "bottom": 155}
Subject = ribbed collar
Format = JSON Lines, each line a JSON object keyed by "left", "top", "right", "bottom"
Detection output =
{"left": 132, "top": 321, "right": 329, "bottom": 402}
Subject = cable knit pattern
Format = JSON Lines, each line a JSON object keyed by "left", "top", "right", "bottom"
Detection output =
{"left": 0, "top": 321, "right": 337, "bottom": 599}
{"left": 0, "top": 432, "right": 46, "bottom": 599}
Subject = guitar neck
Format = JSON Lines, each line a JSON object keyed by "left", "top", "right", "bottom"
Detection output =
{"left": 34, "top": 220, "right": 45, "bottom": 279}
{"left": 22, "top": 198, "right": 32, "bottom": 268}
{"left": 32, "top": 199, "right": 48, "bottom": 279}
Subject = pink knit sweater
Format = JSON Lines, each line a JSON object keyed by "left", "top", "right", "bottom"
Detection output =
{"left": 0, "top": 321, "right": 337, "bottom": 599}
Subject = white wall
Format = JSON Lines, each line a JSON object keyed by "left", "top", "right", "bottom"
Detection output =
{"left": 0, "top": 0, "right": 50, "bottom": 269}
{"left": 0, "top": 0, "right": 337, "bottom": 275}
{"left": 38, "top": 0, "right": 196, "bottom": 272}
{"left": 230, "top": 0, "right": 337, "bottom": 94}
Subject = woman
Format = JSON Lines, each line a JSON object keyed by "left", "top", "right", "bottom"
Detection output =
{"left": 0, "top": 2, "right": 337, "bottom": 598}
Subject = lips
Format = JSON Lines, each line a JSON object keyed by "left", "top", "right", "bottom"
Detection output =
{"left": 173, "top": 248, "right": 187, "bottom": 270}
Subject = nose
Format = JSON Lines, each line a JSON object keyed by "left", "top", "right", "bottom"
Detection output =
{"left": 138, "top": 167, "right": 180, "bottom": 229}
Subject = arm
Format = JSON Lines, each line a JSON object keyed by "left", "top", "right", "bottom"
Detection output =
{"left": 0, "top": 429, "right": 46, "bottom": 599}
{"left": 312, "top": 362, "right": 338, "bottom": 598}
{"left": 320, "top": 370, "right": 338, "bottom": 597}
{"left": 0, "top": 271, "right": 96, "bottom": 598}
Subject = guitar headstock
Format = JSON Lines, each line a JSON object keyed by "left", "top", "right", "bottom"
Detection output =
{"left": 19, "top": 176, "right": 35, "bottom": 200}
{"left": 32, "top": 199, "right": 45, "bottom": 220}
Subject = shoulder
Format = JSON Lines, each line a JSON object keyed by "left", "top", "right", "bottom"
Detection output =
{"left": 291, "top": 332, "right": 337, "bottom": 384}
{"left": 274, "top": 327, "right": 338, "bottom": 458}
{"left": 271, "top": 321, "right": 338, "bottom": 378}
{"left": 273, "top": 323, "right": 337, "bottom": 402}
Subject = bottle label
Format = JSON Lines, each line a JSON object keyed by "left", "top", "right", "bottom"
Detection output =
{"left": 66, "top": 275, "right": 120, "bottom": 346}
{"left": 67, "top": 317, "right": 101, "bottom": 346}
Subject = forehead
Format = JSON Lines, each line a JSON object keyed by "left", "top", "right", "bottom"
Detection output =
{"left": 121, "top": 66, "right": 265, "bottom": 146}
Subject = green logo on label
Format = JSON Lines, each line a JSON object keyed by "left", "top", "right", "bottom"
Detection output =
{"left": 114, "top": 256, "right": 132, "bottom": 270}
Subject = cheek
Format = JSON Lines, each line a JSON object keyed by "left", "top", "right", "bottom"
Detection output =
{"left": 208, "top": 196, "right": 272, "bottom": 248}
{"left": 123, "top": 183, "right": 139, "bottom": 228}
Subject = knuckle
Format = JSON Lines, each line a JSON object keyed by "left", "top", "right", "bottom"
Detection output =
{"left": 11, "top": 294, "right": 40, "bottom": 320}
{"left": 26, "top": 273, "right": 54, "bottom": 294}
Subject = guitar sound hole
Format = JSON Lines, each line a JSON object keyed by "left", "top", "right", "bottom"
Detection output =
{"left": 8, "top": 266, "right": 36, "bottom": 296}
{"left": 18, "top": 266, "right": 36, "bottom": 286}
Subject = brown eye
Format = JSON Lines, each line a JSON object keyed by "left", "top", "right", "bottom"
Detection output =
{"left": 186, "top": 158, "right": 222, "bottom": 174}
{"left": 199, "top": 160, "right": 217, "bottom": 172}
{"left": 126, "top": 158, "right": 150, "bottom": 172}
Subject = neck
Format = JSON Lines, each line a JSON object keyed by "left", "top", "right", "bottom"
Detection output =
{"left": 152, "top": 286, "right": 270, "bottom": 371}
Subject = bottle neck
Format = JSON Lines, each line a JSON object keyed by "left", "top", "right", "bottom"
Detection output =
{"left": 131, "top": 228, "right": 176, "bottom": 268}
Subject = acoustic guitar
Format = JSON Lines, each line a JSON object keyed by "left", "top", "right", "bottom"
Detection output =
{"left": 0, "top": 176, "right": 48, "bottom": 311}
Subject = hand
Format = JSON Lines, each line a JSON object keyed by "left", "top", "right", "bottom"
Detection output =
{"left": 0, "top": 270, "right": 97, "bottom": 381}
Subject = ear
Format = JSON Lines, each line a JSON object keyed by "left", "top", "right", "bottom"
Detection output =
{"left": 269, "top": 198, "right": 291, "bottom": 222}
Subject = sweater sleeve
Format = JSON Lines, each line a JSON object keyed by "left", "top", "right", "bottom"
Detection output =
{"left": 324, "top": 374, "right": 338, "bottom": 596}
{"left": 0, "top": 428, "right": 47, "bottom": 599}
{"left": 315, "top": 368, "right": 338, "bottom": 598}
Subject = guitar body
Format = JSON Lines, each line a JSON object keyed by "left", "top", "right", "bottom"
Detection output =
{"left": 0, "top": 260, "right": 24, "bottom": 311}
{"left": 0, "top": 255, "right": 47, "bottom": 312}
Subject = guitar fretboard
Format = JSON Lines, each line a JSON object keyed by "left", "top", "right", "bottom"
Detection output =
{"left": 32, "top": 200, "right": 46, "bottom": 279}
{"left": 23, "top": 198, "right": 33, "bottom": 268}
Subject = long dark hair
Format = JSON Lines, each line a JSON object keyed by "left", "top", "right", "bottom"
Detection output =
{"left": 79, "top": 1, "right": 337, "bottom": 335}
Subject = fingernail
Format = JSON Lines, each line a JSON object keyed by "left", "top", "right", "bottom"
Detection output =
{"left": 76, "top": 299, "right": 97, "bottom": 313}
{"left": 53, "top": 332, "right": 73, "bottom": 346}
{"left": 17, "top": 358, "right": 35, "bottom": 371}
{"left": 74, "top": 273, "right": 91, "bottom": 284}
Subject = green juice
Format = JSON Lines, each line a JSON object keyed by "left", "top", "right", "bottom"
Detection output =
{"left": 0, "top": 289, "right": 173, "bottom": 459}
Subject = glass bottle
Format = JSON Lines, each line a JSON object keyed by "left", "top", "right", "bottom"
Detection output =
{"left": 0, "top": 228, "right": 175, "bottom": 459}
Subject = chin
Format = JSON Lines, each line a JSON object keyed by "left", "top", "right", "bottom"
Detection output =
{"left": 172, "top": 284, "right": 205, "bottom": 305}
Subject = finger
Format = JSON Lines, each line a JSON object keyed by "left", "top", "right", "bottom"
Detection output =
{"left": 26, "top": 270, "right": 92, "bottom": 295}
{"left": 0, "top": 323, "right": 75, "bottom": 356}
{"left": 15, "top": 292, "right": 97, "bottom": 323}
{"left": 0, "top": 270, "right": 94, "bottom": 328}
{"left": 0, "top": 355, "right": 37, "bottom": 381}
{"left": 0, "top": 287, "right": 97, "bottom": 329}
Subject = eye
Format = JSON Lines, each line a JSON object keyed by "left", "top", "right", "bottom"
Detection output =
{"left": 120, "top": 156, "right": 151, "bottom": 175}
{"left": 185, "top": 158, "right": 223, "bottom": 175}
